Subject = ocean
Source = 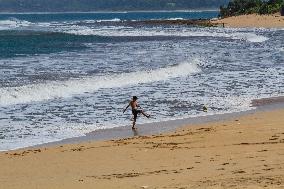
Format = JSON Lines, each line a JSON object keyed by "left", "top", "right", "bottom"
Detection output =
{"left": 0, "top": 11, "right": 283, "bottom": 151}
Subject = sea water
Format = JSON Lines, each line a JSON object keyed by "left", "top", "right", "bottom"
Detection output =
{"left": 0, "top": 11, "right": 283, "bottom": 151}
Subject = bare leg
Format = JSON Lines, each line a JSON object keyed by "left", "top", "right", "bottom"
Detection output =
{"left": 132, "top": 128, "right": 139, "bottom": 136}
{"left": 132, "top": 116, "right": 137, "bottom": 129}
{"left": 141, "top": 111, "right": 150, "bottom": 118}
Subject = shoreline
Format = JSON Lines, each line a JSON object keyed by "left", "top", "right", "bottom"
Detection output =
{"left": 11, "top": 95, "right": 284, "bottom": 152}
{"left": 2, "top": 12, "right": 283, "bottom": 28}
{"left": 211, "top": 13, "right": 284, "bottom": 28}
{"left": 127, "top": 19, "right": 216, "bottom": 27}
{"left": 1, "top": 99, "right": 284, "bottom": 188}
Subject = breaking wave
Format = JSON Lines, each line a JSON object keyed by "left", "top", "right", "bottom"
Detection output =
{"left": 0, "top": 18, "right": 269, "bottom": 43}
{"left": 0, "top": 18, "right": 32, "bottom": 30}
{"left": 0, "top": 60, "right": 201, "bottom": 106}
{"left": 66, "top": 27, "right": 269, "bottom": 43}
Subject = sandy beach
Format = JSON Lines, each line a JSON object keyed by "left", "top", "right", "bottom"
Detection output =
{"left": 0, "top": 8, "right": 283, "bottom": 189}
{"left": 1, "top": 107, "right": 283, "bottom": 189}
{"left": 211, "top": 14, "right": 284, "bottom": 28}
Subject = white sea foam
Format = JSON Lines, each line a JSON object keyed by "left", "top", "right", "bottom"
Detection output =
{"left": 0, "top": 60, "right": 201, "bottom": 106}
{"left": 230, "top": 32, "right": 268, "bottom": 43}
{"left": 0, "top": 122, "right": 96, "bottom": 151}
{"left": 167, "top": 17, "right": 184, "bottom": 20}
{"left": 80, "top": 18, "right": 122, "bottom": 24}
{"left": 0, "top": 17, "right": 268, "bottom": 43}
{"left": 66, "top": 27, "right": 268, "bottom": 43}
{"left": 96, "top": 18, "right": 121, "bottom": 22}
{"left": 0, "top": 18, "right": 32, "bottom": 30}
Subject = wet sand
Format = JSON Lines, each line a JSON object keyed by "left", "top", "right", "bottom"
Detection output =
{"left": 211, "top": 14, "right": 284, "bottom": 28}
{"left": 1, "top": 103, "right": 284, "bottom": 188}
{"left": 37, "top": 96, "right": 284, "bottom": 148}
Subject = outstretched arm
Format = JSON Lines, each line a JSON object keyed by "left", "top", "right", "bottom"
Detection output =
{"left": 123, "top": 104, "right": 130, "bottom": 113}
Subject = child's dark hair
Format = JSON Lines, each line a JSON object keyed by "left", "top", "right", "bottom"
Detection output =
{"left": 133, "top": 96, "right": 138, "bottom": 100}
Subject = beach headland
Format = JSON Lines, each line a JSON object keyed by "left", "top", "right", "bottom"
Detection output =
{"left": 1, "top": 97, "right": 284, "bottom": 189}
{"left": 123, "top": 13, "right": 284, "bottom": 28}
{"left": 211, "top": 13, "right": 284, "bottom": 28}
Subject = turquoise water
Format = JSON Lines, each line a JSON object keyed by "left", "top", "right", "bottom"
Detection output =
{"left": 0, "top": 11, "right": 218, "bottom": 58}
{"left": 0, "top": 11, "right": 219, "bottom": 22}
{"left": 0, "top": 11, "right": 283, "bottom": 151}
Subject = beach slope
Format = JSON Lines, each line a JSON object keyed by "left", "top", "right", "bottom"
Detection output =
{"left": 0, "top": 109, "right": 284, "bottom": 189}
{"left": 212, "top": 14, "right": 284, "bottom": 28}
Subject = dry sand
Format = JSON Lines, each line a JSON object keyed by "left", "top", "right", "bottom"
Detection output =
{"left": 211, "top": 14, "right": 284, "bottom": 28}
{"left": 0, "top": 109, "right": 284, "bottom": 189}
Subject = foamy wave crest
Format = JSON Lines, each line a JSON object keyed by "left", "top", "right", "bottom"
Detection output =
{"left": 0, "top": 18, "right": 32, "bottom": 30}
{"left": 96, "top": 18, "right": 121, "bottom": 23}
{"left": 0, "top": 60, "right": 201, "bottom": 106}
{"left": 167, "top": 18, "right": 184, "bottom": 20}
{"left": 67, "top": 27, "right": 268, "bottom": 43}
{"left": 80, "top": 18, "right": 122, "bottom": 24}
{"left": 230, "top": 32, "right": 268, "bottom": 43}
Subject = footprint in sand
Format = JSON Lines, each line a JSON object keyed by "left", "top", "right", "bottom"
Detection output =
{"left": 258, "top": 149, "right": 268, "bottom": 152}
{"left": 232, "top": 170, "right": 246, "bottom": 174}
{"left": 217, "top": 168, "right": 225, "bottom": 170}
{"left": 34, "top": 149, "right": 41, "bottom": 153}
{"left": 187, "top": 167, "right": 194, "bottom": 170}
{"left": 269, "top": 137, "right": 279, "bottom": 140}
{"left": 263, "top": 168, "right": 274, "bottom": 171}
{"left": 221, "top": 162, "right": 229, "bottom": 165}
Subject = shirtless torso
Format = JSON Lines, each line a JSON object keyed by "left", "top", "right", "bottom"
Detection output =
{"left": 130, "top": 100, "right": 139, "bottom": 110}
{"left": 123, "top": 96, "right": 150, "bottom": 129}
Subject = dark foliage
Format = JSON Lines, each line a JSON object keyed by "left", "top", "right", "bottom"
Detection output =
{"left": 219, "top": 0, "right": 284, "bottom": 17}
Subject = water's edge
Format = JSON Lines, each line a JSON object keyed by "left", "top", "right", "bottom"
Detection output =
{"left": 28, "top": 96, "right": 284, "bottom": 150}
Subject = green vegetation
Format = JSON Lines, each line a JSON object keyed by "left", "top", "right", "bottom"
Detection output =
{"left": 0, "top": 0, "right": 230, "bottom": 12}
{"left": 220, "top": 0, "right": 284, "bottom": 17}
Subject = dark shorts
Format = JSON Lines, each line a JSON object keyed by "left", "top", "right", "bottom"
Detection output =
{"left": 132, "top": 109, "right": 142, "bottom": 119}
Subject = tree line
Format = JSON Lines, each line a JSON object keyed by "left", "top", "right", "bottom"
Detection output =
{"left": 220, "top": 0, "right": 284, "bottom": 17}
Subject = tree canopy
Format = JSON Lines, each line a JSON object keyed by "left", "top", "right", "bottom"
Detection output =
{"left": 220, "top": 0, "right": 284, "bottom": 17}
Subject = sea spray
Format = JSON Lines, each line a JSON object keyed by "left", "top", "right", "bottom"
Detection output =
{"left": 0, "top": 60, "right": 201, "bottom": 106}
{"left": 66, "top": 27, "right": 269, "bottom": 43}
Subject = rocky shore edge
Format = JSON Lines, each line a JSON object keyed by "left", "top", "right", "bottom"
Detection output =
{"left": 124, "top": 19, "right": 220, "bottom": 27}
